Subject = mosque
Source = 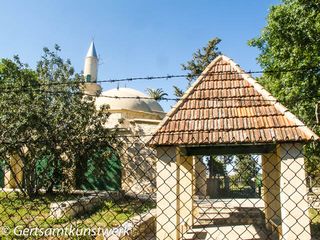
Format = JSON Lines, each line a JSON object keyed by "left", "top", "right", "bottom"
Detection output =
{"left": 81, "top": 42, "right": 166, "bottom": 194}
{"left": 82, "top": 41, "right": 166, "bottom": 135}
{"left": 4, "top": 42, "right": 165, "bottom": 195}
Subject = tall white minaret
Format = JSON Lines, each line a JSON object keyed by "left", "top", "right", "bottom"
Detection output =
{"left": 82, "top": 41, "right": 102, "bottom": 95}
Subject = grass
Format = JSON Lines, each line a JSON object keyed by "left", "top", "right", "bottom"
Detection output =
{"left": 1, "top": 191, "right": 318, "bottom": 239}
{"left": 0, "top": 191, "right": 77, "bottom": 228}
{"left": 0, "top": 191, "right": 155, "bottom": 239}
{"left": 77, "top": 198, "right": 155, "bottom": 228}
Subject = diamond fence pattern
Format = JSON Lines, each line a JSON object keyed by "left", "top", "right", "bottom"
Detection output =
{"left": 0, "top": 135, "right": 319, "bottom": 240}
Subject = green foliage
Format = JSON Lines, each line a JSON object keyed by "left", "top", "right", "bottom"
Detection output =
{"left": 0, "top": 192, "right": 155, "bottom": 237}
{"left": 0, "top": 191, "right": 77, "bottom": 231}
{"left": 208, "top": 156, "right": 225, "bottom": 177}
{"left": 174, "top": 38, "right": 221, "bottom": 97}
{"left": 249, "top": 0, "right": 320, "bottom": 176}
{"left": 233, "top": 155, "right": 259, "bottom": 185}
{"left": 182, "top": 37, "right": 222, "bottom": 84}
{"left": 173, "top": 86, "right": 184, "bottom": 98}
{"left": 146, "top": 88, "right": 168, "bottom": 101}
{"left": 0, "top": 45, "right": 120, "bottom": 197}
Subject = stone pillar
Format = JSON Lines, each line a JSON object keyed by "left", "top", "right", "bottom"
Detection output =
{"left": 279, "top": 143, "right": 311, "bottom": 240}
{"left": 195, "top": 158, "right": 207, "bottom": 197}
{"left": 5, "top": 154, "right": 24, "bottom": 189}
{"left": 177, "top": 150, "right": 195, "bottom": 236}
{"left": 156, "top": 146, "right": 179, "bottom": 240}
{"left": 156, "top": 147, "right": 195, "bottom": 240}
{"left": 261, "top": 151, "right": 281, "bottom": 231}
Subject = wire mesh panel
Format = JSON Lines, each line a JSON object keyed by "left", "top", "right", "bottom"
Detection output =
{"left": 0, "top": 37, "right": 319, "bottom": 240}
{"left": 0, "top": 136, "right": 319, "bottom": 239}
{"left": 0, "top": 136, "right": 157, "bottom": 239}
{"left": 154, "top": 141, "right": 320, "bottom": 240}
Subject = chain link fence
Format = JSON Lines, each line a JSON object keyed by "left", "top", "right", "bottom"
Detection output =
{"left": 0, "top": 135, "right": 319, "bottom": 240}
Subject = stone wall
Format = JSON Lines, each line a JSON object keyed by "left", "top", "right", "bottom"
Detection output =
{"left": 96, "top": 209, "right": 156, "bottom": 240}
{"left": 50, "top": 192, "right": 122, "bottom": 219}
{"left": 119, "top": 209, "right": 156, "bottom": 240}
{"left": 195, "top": 159, "right": 207, "bottom": 197}
{"left": 104, "top": 110, "right": 162, "bottom": 196}
{"left": 121, "top": 136, "right": 157, "bottom": 195}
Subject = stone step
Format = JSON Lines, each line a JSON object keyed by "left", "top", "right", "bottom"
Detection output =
{"left": 197, "top": 209, "right": 264, "bottom": 219}
{"left": 196, "top": 203, "right": 263, "bottom": 208}
{"left": 182, "top": 224, "right": 269, "bottom": 240}
{"left": 195, "top": 217, "right": 265, "bottom": 226}
{"left": 198, "top": 212, "right": 264, "bottom": 219}
{"left": 197, "top": 208, "right": 263, "bottom": 214}
{"left": 195, "top": 199, "right": 264, "bottom": 210}
{"left": 197, "top": 212, "right": 264, "bottom": 218}
{"left": 196, "top": 209, "right": 265, "bottom": 226}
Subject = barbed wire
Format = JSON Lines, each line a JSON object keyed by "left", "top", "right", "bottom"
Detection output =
{"left": 0, "top": 88, "right": 279, "bottom": 102}
{"left": 95, "top": 65, "right": 319, "bottom": 84}
{"left": 0, "top": 65, "right": 319, "bottom": 91}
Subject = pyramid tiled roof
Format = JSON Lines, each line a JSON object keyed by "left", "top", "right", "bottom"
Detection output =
{"left": 148, "top": 55, "right": 319, "bottom": 146}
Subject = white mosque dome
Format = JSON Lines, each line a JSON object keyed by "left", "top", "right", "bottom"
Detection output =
{"left": 95, "top": 88, "right": 164, "bottom": 113}
{"left": 144, "top": 98, "right": 165, "bottom": 113}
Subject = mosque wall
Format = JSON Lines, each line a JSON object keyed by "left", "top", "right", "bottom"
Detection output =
{"left": 121, "top": 110, "right": 161, "bottom": 121}
{"left": 120, "top": 135, "right": 157, "bottom": 196}
{"left": 102, "top": 110, "right": 161, "bottom": 196}
{"left": 82, "top": 41, "right": 165, "bottom": 196}
{"left": 134, "top": 122, "right": 160, "bottom": 136}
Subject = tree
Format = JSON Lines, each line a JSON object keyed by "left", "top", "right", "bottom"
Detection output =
{"left": 208, "top": 156, "right": 225, "bottom": 178}
{"left": 248, "top": 0, "right": 320, "bottom": 177}
{"left": 0, "top": 45, "right": 120, "bottom": 197}
{"left": 233, "top": 155, "right": 259, "bottom": 186}
{"left": 174, "top": 38, "right": 221, "bottom": 97}
{"left": 173, "top": 86, "right": 184, "bottom": 98}
{"left": 146, "top": 88, "right": 168, "bottom": 101}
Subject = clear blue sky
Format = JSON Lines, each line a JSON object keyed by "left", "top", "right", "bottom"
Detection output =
{"left": 0, "top": 0, "right": 280, "bottom": 111}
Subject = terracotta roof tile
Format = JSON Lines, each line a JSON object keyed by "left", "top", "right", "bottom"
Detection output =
{"left": 148, "top": 55, "right": 319, "bottom": 146}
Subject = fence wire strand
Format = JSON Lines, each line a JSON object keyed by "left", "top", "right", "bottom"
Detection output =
{"left": 0, "top": 133, "right": 319, "bottom": 239}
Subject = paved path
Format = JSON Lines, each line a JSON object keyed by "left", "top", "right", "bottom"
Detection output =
{"left": 146, "top": 198, "right": 269, "bottom": 240}
{"left": 195, "top": 198, "right": 264, "bottom": 209}
{"left": 184, "top": 198, "right": 270, "bottom": 240}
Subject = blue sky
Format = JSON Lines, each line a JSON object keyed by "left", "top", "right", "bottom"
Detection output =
{"left": 0, "top": 1, "right": 280, "bottom": 111}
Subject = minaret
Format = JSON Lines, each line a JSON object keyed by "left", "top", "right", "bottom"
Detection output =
{"left": 82, "top": 41, "right": 102, "bottom": 95}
